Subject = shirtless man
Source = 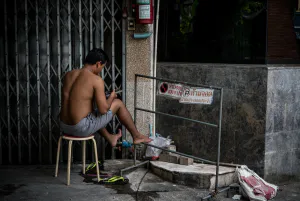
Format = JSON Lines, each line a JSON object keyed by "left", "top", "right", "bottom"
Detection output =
{"left": 59, "top": 48, "right": 152, "bottom": 146}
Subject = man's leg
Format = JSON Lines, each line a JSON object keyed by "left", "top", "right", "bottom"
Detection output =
{"left": 98, "top": 128, "right": 122, "bottom": 147}
{"left": 109, "top": 99, "right": 152, "bottom": 144}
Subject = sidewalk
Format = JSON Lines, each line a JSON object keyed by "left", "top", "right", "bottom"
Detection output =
{"left": 0, "top": 161, "right": 299, "bottom": 201}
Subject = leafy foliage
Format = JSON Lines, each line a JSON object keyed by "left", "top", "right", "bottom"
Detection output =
{"left": 179, "top": 0, "right": 199, "bottom": 36}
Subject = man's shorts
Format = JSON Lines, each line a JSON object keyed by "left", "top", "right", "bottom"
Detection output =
{"left": 60, "top": 110, "right": 113, "bottom": 137}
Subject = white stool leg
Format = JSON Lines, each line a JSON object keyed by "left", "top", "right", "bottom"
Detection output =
{"left": 67, "top": 140, "right": 73, "bottom": 186}
{"left": 92, "top": 138, "right": 100, "bottom": 182}
{"left": 82, "top": 141, "right": 86, "bottom": 174}
{"left": 55, "top": 136, "right": 62, "bottom": 177}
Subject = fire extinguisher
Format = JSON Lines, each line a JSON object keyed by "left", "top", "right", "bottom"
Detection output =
{"left": 136, "top": 0, "right": 154, "bottom": 24}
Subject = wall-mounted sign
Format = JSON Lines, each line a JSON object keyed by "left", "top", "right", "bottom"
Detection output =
{"left": 157, "top": 82, "right": 214, "bottom": 105}
{"left": 158, "top": 82, "right": 184, "bottom": 99}
{"left": 139, "top": 5, "right": 151, "bottom": 19}
{"left": 179, "top": 87, "right": 214, "bottom": 105}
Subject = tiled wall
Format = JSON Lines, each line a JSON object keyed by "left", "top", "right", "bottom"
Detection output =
{"left": 156, "top": 63, "right": 300, "bottom": 180}
{"left": 265, "top": 67, "right": 300, "bottom": 181}
{"left": 125, "top": 24, "right": 154, "bottom": 145}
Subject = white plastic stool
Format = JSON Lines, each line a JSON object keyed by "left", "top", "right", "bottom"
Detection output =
{"left": 54, "top": 134, "right": 100, "bottom": 185}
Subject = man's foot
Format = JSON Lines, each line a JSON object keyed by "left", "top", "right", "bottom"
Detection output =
{"left": 133, "top": 133, "right": 153, "bottom": 145}
{"left": 107, "top": 129, "right": 122, "bottom": 147}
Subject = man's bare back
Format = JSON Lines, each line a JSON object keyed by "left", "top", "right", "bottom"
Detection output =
{"left": 60, "top": 69, "right": 98, "bottom": 125}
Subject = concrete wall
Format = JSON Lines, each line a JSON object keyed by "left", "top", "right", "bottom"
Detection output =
{"left": 156, "top": 63, "right": 300, "bottom": 181}
{"left": 265, "top": 67, "right": 300, "bottom": 182}
{"left": 125, "top": 23, "right": 154, "bottom": 146}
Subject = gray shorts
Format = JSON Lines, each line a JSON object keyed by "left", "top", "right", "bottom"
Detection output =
{"left": 60, "top": 110, "right": 113, "bottom": 137}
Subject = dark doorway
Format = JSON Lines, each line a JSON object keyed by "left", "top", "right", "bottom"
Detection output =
{"left": 157, "top": 0, "right": 266, "bottom": 63}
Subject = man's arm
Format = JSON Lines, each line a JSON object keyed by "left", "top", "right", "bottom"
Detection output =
{"left": 94, "top": 77, "right": 116, "bottom": 114}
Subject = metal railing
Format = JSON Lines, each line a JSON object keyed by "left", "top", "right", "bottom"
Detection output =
{"left": 120, "top": 74, "right": 240, "bottom": 199}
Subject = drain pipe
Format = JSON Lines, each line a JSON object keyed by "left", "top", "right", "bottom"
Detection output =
{"left": 153, "top": 0, "right": 160, "bottom": 135}
{"left": 265, "top": 0, "right": 268, "bottom": 64}
{"left": 122, "top": 1, "right": 127, "bottom": 156}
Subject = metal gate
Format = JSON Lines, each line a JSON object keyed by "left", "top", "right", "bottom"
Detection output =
{"left": 0, "top": 0, "right": 124, "bottom": 164}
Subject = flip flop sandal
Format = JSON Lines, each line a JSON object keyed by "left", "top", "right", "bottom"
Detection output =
{"left": 97, "top": 176, "right": 129, "bottom": 185}
{"left": 85, "top": 161, "right": 104, "bottom": 174}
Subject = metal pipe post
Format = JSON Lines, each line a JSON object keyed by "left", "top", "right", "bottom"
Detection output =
{"left": 215, "top": 88, "right": 223, "bottom": 192}
{"left": 57, "top": 0, "right": 63, "bottom": 163}
{"left": 57, "top": 0, "right": 61, "bottom": 115}
{"left": 265, "top": 0, "right": 268, "bottom": 64}
{"left": 95, "top": 0, "right": 100, "bottom": 48}
{"left": 86, "top": 0, "right": 94, "bottom": 164}
{"left": 121, "top": 0, "right": 127, "bottom": 158}
{"left": 93, "top": 0, "right": 101, "bottom": 161}
{"left": 83, "top": 0, "right": 88, "bottom": 59}
{"left": 100, "top": 0, "right": 105, "bottom": 160}
{"left": 120, "top": 160, "right": 149, "bottom": 176}
{"left": 100, "top": 1, "right": 104, "bottom": 79}
{"left": 14, "top": 0, "right": 21, "bottom": 164}
{"left": 25, "top": 0, "right": 32, "bottom": 164}
{"left": 100, "top": 0, "right": 104, "bottom": 51}
{"left": 111, "top": 0, "right": 116, "bottom": 159}
{"left": 152, "top": 0, "right": 160, "bottom": 136}
{"left": 68, "top": 0, "right": 72, "bottom": 71}
{"left": 79, "top": 0, "right": 82, "bottom": 67}
{"left": 4, "top": 0, "right": 12, "bottom": 164}
{"left": 36, "top": 0, "right": 42, "bottom": 163}
{"left": 89, "top": 0, "right": 93, "bottom": 49}
{"left": 134, "top": 75, "right": 138, "bottom": 165}
{"left": 46, "top": 0, "right": 52, "bottom": 164}
{"left": 4, "top": 0, "right": 9, "bottom": 165}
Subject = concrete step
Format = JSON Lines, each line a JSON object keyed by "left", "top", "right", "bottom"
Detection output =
{"left": 150, "top": 161, "right": 238, "bottom": 190}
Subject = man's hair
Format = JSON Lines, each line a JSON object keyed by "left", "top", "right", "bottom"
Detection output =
{"left": 84, "top": 48, "right": 109, "bottom": 65}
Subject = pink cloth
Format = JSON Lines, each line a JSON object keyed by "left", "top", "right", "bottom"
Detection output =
{"left": 241, "top": 176, "right": 276, "bottom": 200}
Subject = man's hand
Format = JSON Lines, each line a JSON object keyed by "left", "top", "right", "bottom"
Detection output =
{"left": 110, "top": 90, "right": 118, "bottom": 99}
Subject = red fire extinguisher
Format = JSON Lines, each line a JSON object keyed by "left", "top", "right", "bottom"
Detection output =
{"left": 136, "top": 0, "right": 154, "bottom": 24}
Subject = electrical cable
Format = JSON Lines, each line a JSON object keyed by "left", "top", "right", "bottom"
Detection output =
{"left": 135, "top": 169, "right": 150, "bottom": 201}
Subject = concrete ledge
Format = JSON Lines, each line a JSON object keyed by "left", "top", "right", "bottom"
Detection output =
{"left": 150, "top": 161, "right": 238, "bottom": 190}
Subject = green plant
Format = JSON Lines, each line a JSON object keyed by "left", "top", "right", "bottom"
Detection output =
{"left": 236, "top": 1, "right": 265, "bottom": 25}
{"left": 241, "top": 1, "right": 264, "bottom": 14}
{"left": 179, "top": 0, "right": 199, "bottom": 36}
